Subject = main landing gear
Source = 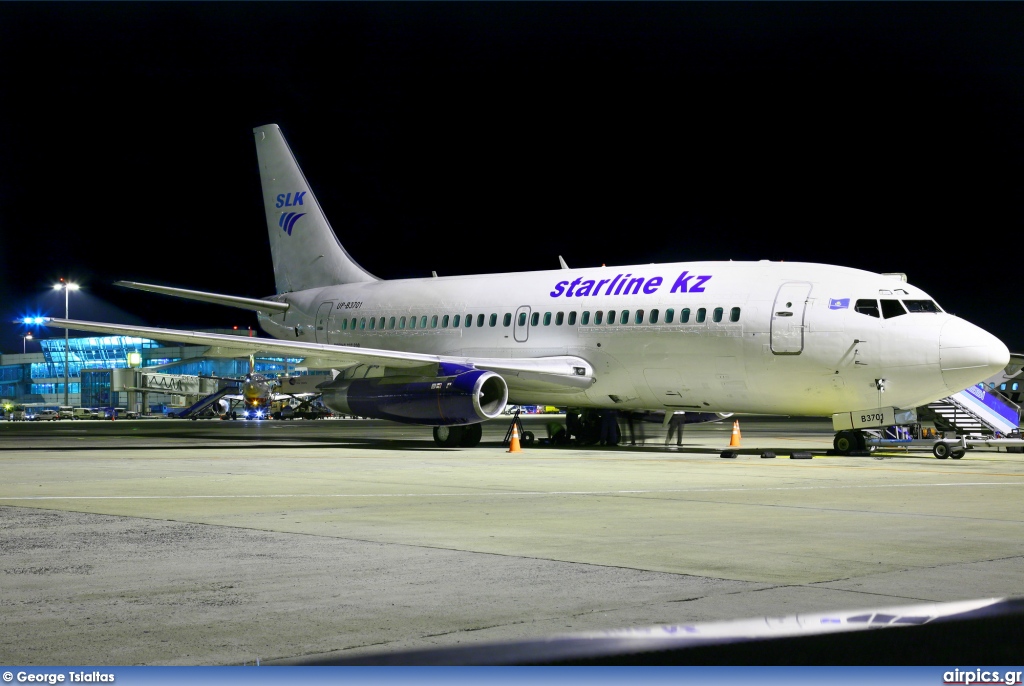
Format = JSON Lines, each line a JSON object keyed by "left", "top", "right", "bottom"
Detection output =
{"left": 432, "top": 423, "right": 483, "bottom": 448}
{"left": 833, "top": 429, "right": 866, "bottom": 455}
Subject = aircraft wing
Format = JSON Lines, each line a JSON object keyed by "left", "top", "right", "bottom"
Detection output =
{"left": 46, "top": 318, "right": 596, "bottom": 394}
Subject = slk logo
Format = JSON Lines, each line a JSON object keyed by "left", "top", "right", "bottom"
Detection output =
{"left": 279, "top": 212, "right": 305, "bottom": 236}
{"left": 828, "top": 298, "right": 850, "bottom": 310}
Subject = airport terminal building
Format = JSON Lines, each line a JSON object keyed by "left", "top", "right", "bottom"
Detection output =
{"left": 0, "top": 331, "right": 310, "bottom": 415}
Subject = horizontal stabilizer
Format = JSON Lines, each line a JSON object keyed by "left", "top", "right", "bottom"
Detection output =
{"left": 115, "top": 281, "right": 289, "bottom": 313}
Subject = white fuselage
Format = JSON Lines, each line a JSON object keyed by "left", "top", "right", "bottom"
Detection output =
{"left": 257, "top": 260, "right": 1006, "bottom": 417}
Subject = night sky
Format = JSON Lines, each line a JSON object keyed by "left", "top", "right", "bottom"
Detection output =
{"left": 2, "top": 3, "right": 1022, "bottom": 355}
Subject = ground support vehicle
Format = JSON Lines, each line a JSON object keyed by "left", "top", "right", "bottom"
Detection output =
{"left": 861, "top": 431, "right": 1024, "bottom": 459}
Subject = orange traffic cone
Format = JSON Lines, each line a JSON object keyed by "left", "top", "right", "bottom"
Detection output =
{"left": 508, "top": 423, "right": 522, "bottom": 453}
{"left": 729, "top": 420, "right": 741, "bottom": 447}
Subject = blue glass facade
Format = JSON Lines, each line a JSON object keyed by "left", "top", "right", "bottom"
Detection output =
{"left": 1, "top": 335, "right": 322, "bottom": 409}
{"left": 37, "top": 336, "right": 160, "bottom": 378}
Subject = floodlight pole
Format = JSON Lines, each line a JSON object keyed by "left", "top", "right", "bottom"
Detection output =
{"left": 63, "top": 286, "right": 70, "bottom": 406}
{"left": 55, "top": 280, "right": 78, "bottom": 407}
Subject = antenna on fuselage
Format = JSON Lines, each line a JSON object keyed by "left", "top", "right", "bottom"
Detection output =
{"left": 558, "top": 256, "right": 569, "bottom": 269}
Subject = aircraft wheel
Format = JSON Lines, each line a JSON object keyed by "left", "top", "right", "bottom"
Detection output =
{"left": 433, "top": 425, "right": 464, "bottom": 447}
{"left": 933, "top": 442, "right": 950, "bottom": 459}
{"left": 459, "top": 423, "right": 483, "bottom": 447}
{"left": 521, "top": 431, "right": 535, "bottom": 446}
{"left": 833, "top": 430, "right": 855, "bottom": 455}
{"left": 950, "top": 448, "right": 965, "bottom": 459}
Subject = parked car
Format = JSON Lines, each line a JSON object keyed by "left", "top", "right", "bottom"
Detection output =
{"left": 32, "top": 410, "right": 60, "bottom": 421}
{"left": 58, "top": 406, "right": 74, "bottom": 420}
{"left": 73, "top": 407, "right": 94, "bottom": 420}
{"left": 7, "top": 406, "right": 27, "bottom": 421}
{"left": 123, "top": 410, "right": 141, "bottom": 419}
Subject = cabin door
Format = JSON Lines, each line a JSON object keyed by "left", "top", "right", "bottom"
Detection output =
{"left": 315, "top": 301, "right": 334, "bottom": 344}
{"left": 514, "top": 306, "right": 531, "bottom": 343}
{"left": 770, "top": 283, "right": 811, "bottom": 354}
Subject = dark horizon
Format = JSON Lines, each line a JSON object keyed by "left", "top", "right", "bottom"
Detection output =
{"left": 3, "top": 3, "right": 1022, "bottom": 355}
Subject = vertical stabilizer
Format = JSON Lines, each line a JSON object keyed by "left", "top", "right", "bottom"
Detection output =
{"left": 253, "top": 124, "right": 378, "bottom": 293}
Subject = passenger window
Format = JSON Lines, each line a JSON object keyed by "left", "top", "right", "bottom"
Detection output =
{"left": 503, "top": 313, "right": 512, "bottom": 327}
{"left": 518, "top": 312, "right": 527, "bottom": 326}
{"left": 903, "top": 300, "right": 941, "bottom": 313}
{"left": 620, "top": 310, "right": 630, "bottom": 325}
{"left": 531, "top": 312, "right": 539, "bottom": 326}
{"left": 342, "top": 319, "right": 348, "bottom": 330}
{"left": 368, "top": 318, "right": 375, "bottom": 331}
{"left": 399, "top": 316, "right": 406, "bottom": 329}
{"left": 465, "top": 315, "right": 472, "bottom": 328}
{"left": 556, "top": 312, "right": 564, "bottom": 325}
{"left": 607, "top": 310, "right": 616, "bottom": 325}
{"left": 665, "top": 308, "right": 674, "bottom": 324}
{"left": 388, "top": 316, "right": 396, "bottom": 329}
{"left": 421, "top": 316, "right": 428, "bottom": 328}
{"left": 855, "top": 299, "right": 880, "bottom": 318}
{"left": 543, "top": 312, "right": 552, "bottom": 326}
{"left": 430, "top": 315, "right": 438, "bottom": 328}
{"left": 477, "top": 314, "right": 484, "bottom": 327}
{"left": 594, "top": 311, "right": 603, "bottom": 325}
{"left": 696, "top": 308, "right": 706, "bottom": 323}
{"left": 730, "top": 307, "right": 740, "bottom": 322}
{"left": 635, "top": 309, "right": 644, "bottom": 324}
{"left": 680, "top": 308, "right": 690, "bottom": 323}
{"left": 650, "top": 309, "right": 659, "bottom": 324}
{"left": 489, "top": 313, "right": 497, "bottom": 327}
{"left": 881, "top": 300, "right": 907, "bottom": 319}
{"left": 359, "top": 318, "right": 366, "bottom": 330}
{"left": 442, "top": 315, "right": 449, "bottom": 328}
{"left": 568, "top": 311, "right": 577, "bottom": 325}
{"left": 453, "top": 314, "right": 461, "bottom": 327}
{"left": 713, "top": 307, "right": 723, "bottom": 323}
{"left": 582, "top": 311, "right": 590, "bottom": 325}
{"left": 379, "top": 316, "right": 385, "bottom": 330}
{"left": 409, "top": 317, "right": 416, "bottom": 329}
{"left": 351, "top": 318, "right": 357, "bottom": 330}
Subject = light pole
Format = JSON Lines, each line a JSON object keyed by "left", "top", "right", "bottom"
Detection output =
{"left": 23, "top": 333, "right": 32, "bottom": 354}
{"left": 53, "top": 279, "right": 79, "bottom": 407}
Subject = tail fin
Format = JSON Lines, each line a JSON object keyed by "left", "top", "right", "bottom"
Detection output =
{"left": 253, "top": 124, "right": 378, "bottom": 293}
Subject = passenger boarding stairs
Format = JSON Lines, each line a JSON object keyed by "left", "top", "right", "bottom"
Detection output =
{"left": 174, "top": 385, "right": 238, "bottom": 419}
{"left": 920, "top": 384, "right": 1021, "bottom": 436}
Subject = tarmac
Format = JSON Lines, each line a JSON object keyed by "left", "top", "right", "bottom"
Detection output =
{"left": 1, "top": 414, "right": 1022, "bottom": 665}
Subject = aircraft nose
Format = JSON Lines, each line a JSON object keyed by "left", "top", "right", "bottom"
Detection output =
{"left": 939, "top": 318, "right": 1010, "bottom": 394}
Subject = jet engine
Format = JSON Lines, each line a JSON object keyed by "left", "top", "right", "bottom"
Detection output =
{"left": 320, "top": 363, "right": 508, "bottom": 425}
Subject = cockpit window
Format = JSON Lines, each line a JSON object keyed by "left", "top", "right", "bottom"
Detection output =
{"left": 855, "top": 299, "right": 880, "bottom": 318}
{"left": 881, "top": 299, "right": 907, "bottom": 318}
{"left": 903, "top": 300, "right": 942, "bottom": 313}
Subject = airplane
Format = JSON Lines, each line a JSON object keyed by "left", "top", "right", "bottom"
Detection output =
{"left": 190, "top": 360, "right": 323, "bottom": 421}
{"left": 44, "top": 123, "right": 1010, "bottom": 450}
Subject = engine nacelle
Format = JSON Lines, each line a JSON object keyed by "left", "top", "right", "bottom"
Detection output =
{"left": 320, "top": 364, "right": 508, "bottom": 425}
